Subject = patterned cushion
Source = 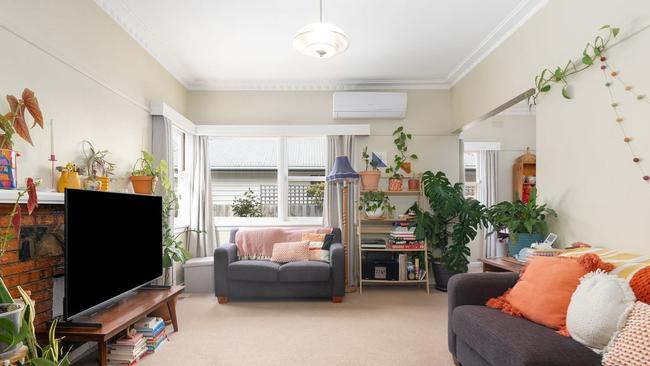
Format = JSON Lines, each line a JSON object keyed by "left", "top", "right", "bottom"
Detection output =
{"left": 561, "top": 246, "right": 650, "bottom": 304}
{"left": 602, "top": 301, "right": 650, "bottom": 366}
{"left": 270, "top": 241, "right": 309, "bottom": 263}
{"left": 302, "top": 233, "right": 330, "bottom": 262}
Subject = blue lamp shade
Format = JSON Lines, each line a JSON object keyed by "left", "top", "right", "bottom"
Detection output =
{"left": 326, "top": 156, "right": 359, "bottom": 182}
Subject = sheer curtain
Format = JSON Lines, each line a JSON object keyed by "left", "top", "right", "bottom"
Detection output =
{"left": 478, "top": 150, "right": 499, "bottom": 257}
{"left": 187, "top": 135, "right": 216, "bottom": 257}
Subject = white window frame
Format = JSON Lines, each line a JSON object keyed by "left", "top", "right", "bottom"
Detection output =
{"left": 210, "top": 135, "right": 327, "bottom": 228}
{"left": 172, "top": 126, "right": 191, "bottom": 228}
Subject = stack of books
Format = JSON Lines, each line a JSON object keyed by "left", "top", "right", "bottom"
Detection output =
{"left": 107, "top": 333, "right": 147, "bottom": 365}
{"left": 134, "top": 317, "right": 168, "bottom": 354}
{"left": 361, "top": 237, "right": 386, "bottom": 249}
{"left": 388, "top": 226, "right": 424, "bottom": 249}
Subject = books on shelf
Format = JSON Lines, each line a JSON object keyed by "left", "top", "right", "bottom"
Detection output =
{"left": 361, "top": 237, "right": 387, "bottom": 249}
{"left": 107, "top": 333, "right": 147, "bottom": 365}
{"left": 134, "top": 317, "right": 169, "bottom": 354}
{"left": 387, "top": 225, "right": 424, "bottom": 249}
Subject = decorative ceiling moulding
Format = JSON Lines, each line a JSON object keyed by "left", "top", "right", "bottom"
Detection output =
{"left": 446, "top": 0, "right": 549, "bottom": 86}
{"left": 187, "top": 79, "right": 449, "bottom": 91}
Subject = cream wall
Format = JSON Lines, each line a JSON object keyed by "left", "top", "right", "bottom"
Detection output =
{"left": 451, "top": 0, "right": 650, "bottom": 253}
{"left": 0, "top": 0, "right": 187, "bottom": 190}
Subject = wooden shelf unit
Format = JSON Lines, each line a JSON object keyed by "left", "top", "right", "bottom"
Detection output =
{"left": 513, "top": 149, "right": 536, "bottom": 202}
{"left": 356, "top": 187, "right": 429, "bottom": 294}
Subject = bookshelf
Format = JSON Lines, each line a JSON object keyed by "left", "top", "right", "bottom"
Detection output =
{"left": 356, "top": 188, "right": 429, "bottom": 294}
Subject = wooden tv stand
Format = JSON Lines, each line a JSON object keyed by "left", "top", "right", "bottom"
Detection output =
{"left": 51, "top": 285, "right": 184, "bottom": 366}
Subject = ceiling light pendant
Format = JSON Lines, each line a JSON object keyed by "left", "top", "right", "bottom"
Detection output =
{"left": 293, "top": 0, "right": 349, "bottom": 58}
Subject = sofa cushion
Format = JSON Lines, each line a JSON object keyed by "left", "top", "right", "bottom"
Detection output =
{"left": 278, "top": 261, "right": 330, "bottom": 282}
{"left": 452, "top": 305, "right": 601, "bottom": 366}
{"left": 228, "top": 260, "right": 280, "bottom": 282}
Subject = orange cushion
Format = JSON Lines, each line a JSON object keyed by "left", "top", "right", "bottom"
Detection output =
{"left": 487, "top": 254, "right": 614, "bottom": 333}
{"left": 630, "top": 266, "right": 650, "bottom": 304}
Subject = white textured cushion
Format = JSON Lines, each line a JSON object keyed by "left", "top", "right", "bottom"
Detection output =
{"left": 566, "top": 270, "right": 636, "bottom": 351}
{"left": 270, "top": 241, "right": 310, "bottom": 263}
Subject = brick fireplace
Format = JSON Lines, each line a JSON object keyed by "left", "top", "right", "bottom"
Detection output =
{"left": 0, "top": 203, "right": 64, "bottom": 330}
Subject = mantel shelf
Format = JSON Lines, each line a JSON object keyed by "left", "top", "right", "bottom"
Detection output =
{"left": 0, "top": 190, "right": 64, "bottom": 205}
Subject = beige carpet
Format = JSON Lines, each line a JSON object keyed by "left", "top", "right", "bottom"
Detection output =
{"left": 135, "top": 287, "right": 455, "bottom": 366}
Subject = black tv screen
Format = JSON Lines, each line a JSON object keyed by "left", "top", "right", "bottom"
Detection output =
{"left": 64, "top": 189, "right": 163, "bottom": 320}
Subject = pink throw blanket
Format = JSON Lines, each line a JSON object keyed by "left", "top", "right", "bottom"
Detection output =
{"left": 235, "top": 227, "right": 333, "bottom": 260}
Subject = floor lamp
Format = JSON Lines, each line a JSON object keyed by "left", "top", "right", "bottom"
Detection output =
{"left": 326, "top": 156, "right": 359, "bottom": 291}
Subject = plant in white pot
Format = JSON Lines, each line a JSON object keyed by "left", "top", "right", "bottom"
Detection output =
{"left": 358, "top": 191, "right": 394, "bottom": 219}
{"left": 359, "top": 147, "right": 383, "bottom": 191}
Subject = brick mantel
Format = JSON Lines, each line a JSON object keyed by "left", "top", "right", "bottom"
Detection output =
{"left": 0, "top": 203, "right": 64, "bottom": 329}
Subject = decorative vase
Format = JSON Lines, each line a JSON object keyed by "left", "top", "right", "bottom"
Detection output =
{"left": 359, "top": 171, "right": 381, "bottom": 191}
{"left": 130, "top": 176, "right": 156, "bottom": 194}
{"left": 0, "top": 303, "right": 24, "bottom": 359}
{"left": 57, "top": 171, "right": 81, "bottom": 193}
{"left": 408, "top": 178, "right": 420, "bottom": 191}
{"left": 0, "top": 149, "right": 18, "bottom": 189}
{"left": 431, "top": 262, "right": 460, "bottom": 292}
{"left": 82, "top": 177, "right": 101, "bottom": 191}
{"left": 364, "top": 206, "right": 384, "bottom": 219}
{"left": 388, "top": 178, "right": 403, "bottom": 192}
{"left": 99, "top": 176, "right": 109, "bottom": 191}
{"left": 509, "top": 233, "right": 545, "bottom": 257}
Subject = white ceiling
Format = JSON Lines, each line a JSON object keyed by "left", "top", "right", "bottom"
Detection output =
{"left": 95, "top": 0, "right": 547, "bottom": 90}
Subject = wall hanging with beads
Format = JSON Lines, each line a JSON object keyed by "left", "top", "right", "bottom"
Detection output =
{"left": 528, "top": 24, "right": 650, "bottom": 184}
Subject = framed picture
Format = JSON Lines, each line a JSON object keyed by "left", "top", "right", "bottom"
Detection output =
{"left": 374, "top": 265, "right": 387, "bottom": 280}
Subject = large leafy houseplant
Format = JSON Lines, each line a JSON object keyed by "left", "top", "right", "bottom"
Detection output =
{"left": 485, "top": 188, "right": 557, "bottom": 255}
{"left": 412, "top": 171, "right": 486, "bottom": 289}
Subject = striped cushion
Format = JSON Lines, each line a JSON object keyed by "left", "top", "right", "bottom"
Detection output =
{"left": 560, "top": 247, "right": 650, "bottom": 280}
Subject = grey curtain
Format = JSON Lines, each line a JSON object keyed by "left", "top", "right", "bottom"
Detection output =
{"left": 478, "top": 150, "right": 499, "bottom": 257}
{"left": 188, "top": 135, "right": 217, "bottom": 257}
{"left": 324, "top": 135, "right": 357, "bottom": 289}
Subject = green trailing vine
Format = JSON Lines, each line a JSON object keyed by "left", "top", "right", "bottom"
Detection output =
{"left": 528, "top": 25, "right": 620, "bottom": 107}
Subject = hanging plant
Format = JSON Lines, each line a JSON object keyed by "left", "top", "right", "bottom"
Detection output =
{"left": 528, "top": 25, "right": 620, "bottom": 107}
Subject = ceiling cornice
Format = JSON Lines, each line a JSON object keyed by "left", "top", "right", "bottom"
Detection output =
{"left": 446, "top": 0, "right": 548, "bottom": 86}
{"left": 95, "top": 0, "right": 547, "bottom": 91}
{"left": 187, "top": 79, "right": 450, "bottom": 91}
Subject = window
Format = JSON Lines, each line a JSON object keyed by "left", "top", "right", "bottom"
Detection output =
{"left": 463, "top": 152, "right": 478, "bottom": 199}
{"left": 172, "top": 127, "right": 190, "bottom": 227}
{"left": 209, "top": 136, "right": 326, "bottom": 226}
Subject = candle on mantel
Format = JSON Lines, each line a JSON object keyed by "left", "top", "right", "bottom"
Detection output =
{"left": 50, "top": 118, "right": 54, "bottom": 156}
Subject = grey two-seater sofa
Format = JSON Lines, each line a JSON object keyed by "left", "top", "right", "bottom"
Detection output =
{"left": 214, "top": 228, "right": 344, "bottom": 303}
{"left": 448, "top": 272, "right": 601, "bottom": 366}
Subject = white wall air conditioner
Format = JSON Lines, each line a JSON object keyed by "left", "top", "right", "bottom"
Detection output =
{"left": 332, "top": 92, "right": 407, "bottom": 119}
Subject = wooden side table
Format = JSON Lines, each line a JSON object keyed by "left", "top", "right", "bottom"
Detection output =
{"left": 479, "top": 257, "right": 525, "bottom": 273}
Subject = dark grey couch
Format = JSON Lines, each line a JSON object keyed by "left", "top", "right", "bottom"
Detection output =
{"left": 448, "top": 272, "right": 601, "bottom": 366}
{"left": 213, "top": 228, "right": 344, "bottom": 303}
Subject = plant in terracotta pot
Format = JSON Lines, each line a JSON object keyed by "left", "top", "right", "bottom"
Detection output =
{"left": 485, "top": 188, "right": 557, "bottom": 257}
{"left": 0, "top": 89, "right": 45, "bottom": 190}
{"left": 385, "top": 126, "right": 418, "bottom": 192}
{"left": 358, "top": 191, "right": 394, "bottom": 219}
{"left": 412, "top": 171, "right": 487, "bottom": 291}
{"left": 130, "top": 150, "right": 166, "bottom": 195}
{"left": 359, "top": 147, "right": 382, "bottom": 191}
{"left": 81, "top": 140, "right": 115, "bottom": 191}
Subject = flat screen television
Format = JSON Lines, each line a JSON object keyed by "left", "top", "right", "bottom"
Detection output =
{"left": 64, "top": 189, "right": 163, "bottom": 321}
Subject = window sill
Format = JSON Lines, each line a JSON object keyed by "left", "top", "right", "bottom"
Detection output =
{"left": 214, "top": 217, "right": 324, "bottom": 228}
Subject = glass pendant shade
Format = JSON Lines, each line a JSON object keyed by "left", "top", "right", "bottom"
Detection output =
{"left": 293, "top": 22, "right": 349, "bottom": 58}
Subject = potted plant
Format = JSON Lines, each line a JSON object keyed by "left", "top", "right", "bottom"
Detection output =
{"left": 358, "top": 191, "right": 394, "bottom": 219}
{"left": 130, "top": 150, "right": 166, "bottom": 195}
{"left": 412, "top": 171, "right": 486, "bottom": 291}
{"left": 359, "top": 147, "right": 381, "bottom": 191}
{"left": 385, "top": 126, "right": 418, "bottom": 192}
{"left": 56, "top": 163, "right": 81, "bottom": 192}
{"left": 81, "top": 140, "right": 115, "bottom": 191}
{"left": 485, "top": 188, "right": 557, "bottom": 257}
{"left": 0, "top": 89, "right": 44, "bottom": 189}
